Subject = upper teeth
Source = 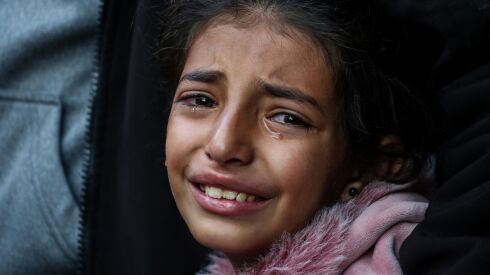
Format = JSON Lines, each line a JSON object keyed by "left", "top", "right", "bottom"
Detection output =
{"left": 202, "top": 185, "right": 257, "bottom": 202}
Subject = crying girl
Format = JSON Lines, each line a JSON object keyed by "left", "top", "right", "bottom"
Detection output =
{"left": 160, "top": 1, "right": 434, "bottom": 274}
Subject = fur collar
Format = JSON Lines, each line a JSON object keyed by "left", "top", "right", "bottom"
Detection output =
{"left": 199, "top": 182, "right": 428, "bottom": 275}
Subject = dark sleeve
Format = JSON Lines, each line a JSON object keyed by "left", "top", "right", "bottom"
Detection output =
{"left": 374, "top": 1, "right": 490, "bottom": 274}
{"left": 88, "top": 1, "right": 208, "bottom": 274}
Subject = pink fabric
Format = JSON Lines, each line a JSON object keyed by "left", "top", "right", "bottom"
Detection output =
{"left": 341, "top": 192, "right": 428, "bottom": 275}
{"left": 200, "top": 182, "right": 428, "bottom": 275}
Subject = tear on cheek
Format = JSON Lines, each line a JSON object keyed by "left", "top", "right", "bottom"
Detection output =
{"left": 262, "top": 118, "right": 283, "bottom": 140}
{"left": 261, "top": 118, "right": 316, "bottom": 139}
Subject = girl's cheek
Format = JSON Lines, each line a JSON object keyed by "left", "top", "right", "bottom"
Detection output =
{"left": 166, "top": 117, "right": 188, "bottom": 168}
{"left": 166, "top": 113, "right": 209, "bottom": 164}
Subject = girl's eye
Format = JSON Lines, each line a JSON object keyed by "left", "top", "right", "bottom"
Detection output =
{"left": 177, "top": 93, "right": 217, "bottom": 108}
{"left": 270, "top": 112, "right": 311, "bottom": 128}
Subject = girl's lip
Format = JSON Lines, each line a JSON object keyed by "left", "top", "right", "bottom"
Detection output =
{"left": 188, "top": 181, "right": 271, "bottom": 216}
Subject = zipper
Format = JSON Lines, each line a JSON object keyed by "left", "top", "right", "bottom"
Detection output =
{"left": 77, "top": 0, "right": 105, "bottom": 274}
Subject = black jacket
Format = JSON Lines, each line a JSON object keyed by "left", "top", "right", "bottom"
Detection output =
{"left": 376, "top": 1, "right": 490, "bottom": 274}
{"left": 79, "top": 1, "right": 207, "bottom": 274}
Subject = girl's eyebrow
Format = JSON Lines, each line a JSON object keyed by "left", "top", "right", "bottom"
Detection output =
{"left": 258, "top": 80, "right": 324, "bottom": 113}
{"left": 179, "top": 69, "right": 225, "bottom": 83}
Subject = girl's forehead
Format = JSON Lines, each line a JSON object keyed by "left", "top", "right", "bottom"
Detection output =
{"left": 187, "top": 23, "right": 329, "bottom": 76}
{"left": 182, "top": 23, "right": 336, "bottom": 111}
{"left": 193, "top": 20, "right": 327, "bottom": 62}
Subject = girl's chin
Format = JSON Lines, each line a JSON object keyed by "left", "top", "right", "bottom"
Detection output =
{"left": 192, "top": 229, "right": 272, "bottom": 262}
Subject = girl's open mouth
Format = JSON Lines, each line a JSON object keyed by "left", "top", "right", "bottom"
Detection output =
{"left": 189, "top": 181, "right": 270, "bottom": 216}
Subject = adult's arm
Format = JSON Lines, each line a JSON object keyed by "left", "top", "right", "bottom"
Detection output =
{"left": 374, "top": 1, "right": 490, "bottom": 274}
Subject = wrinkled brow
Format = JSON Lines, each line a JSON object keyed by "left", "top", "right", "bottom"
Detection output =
{"left": 180, "top": 69, "right": 225, "bottom": 83}
{"left": 258, "top": 79, "right": 323, "bottom": 111}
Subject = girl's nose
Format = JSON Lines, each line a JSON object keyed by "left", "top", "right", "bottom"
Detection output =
{"left": 204, "top": 111, "right": 254, "bottom": 166}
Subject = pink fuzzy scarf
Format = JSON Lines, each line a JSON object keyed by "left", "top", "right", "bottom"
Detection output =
{"left": 199, "top": 182, "right": 428, "bottom": 275}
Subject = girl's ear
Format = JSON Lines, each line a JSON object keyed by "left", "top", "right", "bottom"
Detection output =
{"left": 340, "top": 135, "right": 407, "bottom": 202}
{"left": 375, "top": 135, "right": 406, "bottom": 181}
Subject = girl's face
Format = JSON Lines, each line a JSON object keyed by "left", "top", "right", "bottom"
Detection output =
{"left": 166, "top": 22, "right": 348, "bottom": 262}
